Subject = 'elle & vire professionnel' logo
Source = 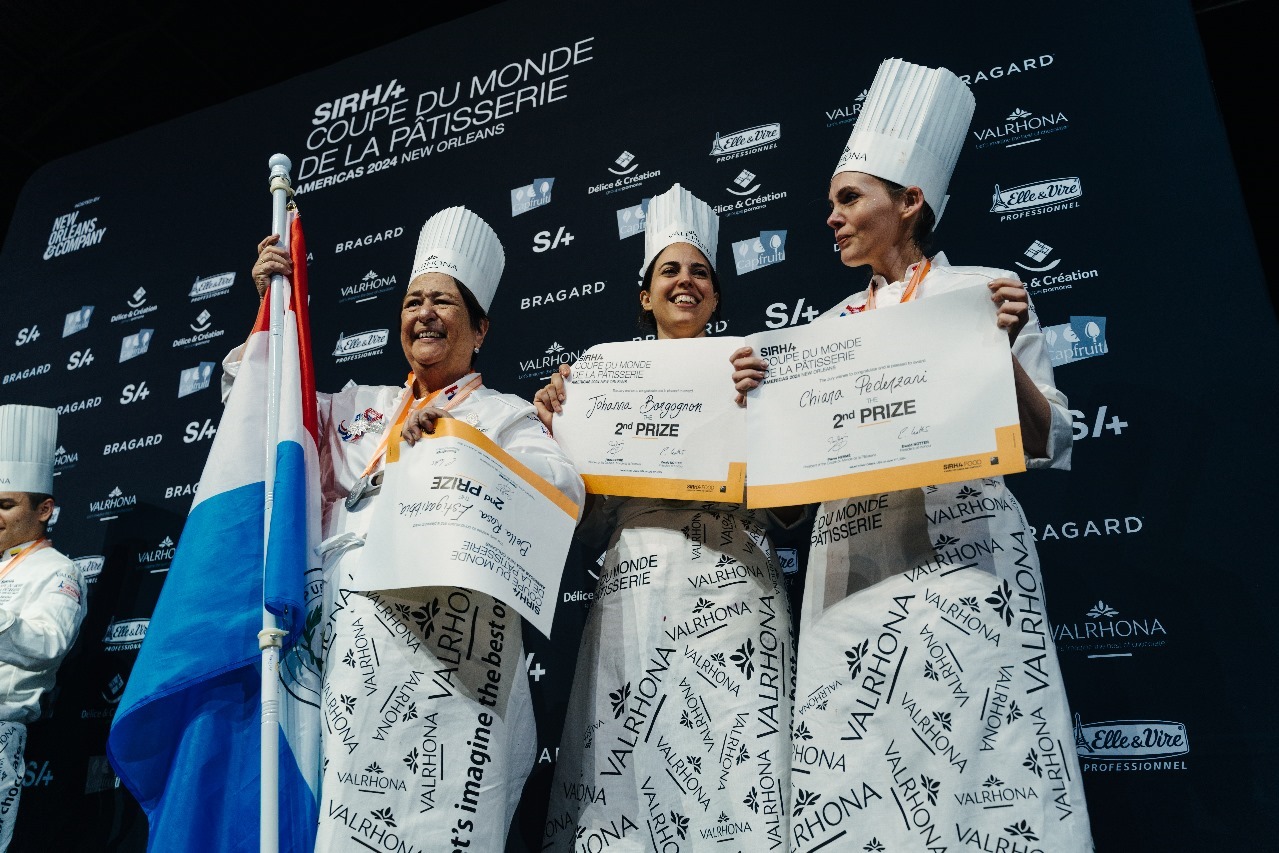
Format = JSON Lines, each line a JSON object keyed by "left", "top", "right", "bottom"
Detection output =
{"left": 189, "top": 272, "right": 236, "bottom": 302}
{"left": 1075, "top": 714, "right": 1188, "bottom": 772}
{"left": 990, "top": 177, "right": 1081, "bottom": 221}
{"left": 333, "top": 329, "right": 390, "bottom": 363}
{"left": 709, "top": 123, "right": 781, "bottom": 162}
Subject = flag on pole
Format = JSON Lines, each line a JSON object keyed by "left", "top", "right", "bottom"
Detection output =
{"left": 107, "top": 208, "right": 321, "bottom": 852}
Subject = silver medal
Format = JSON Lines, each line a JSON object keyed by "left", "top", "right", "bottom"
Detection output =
{"left": 345, "top": 475, "right": 370, "bottom": 510}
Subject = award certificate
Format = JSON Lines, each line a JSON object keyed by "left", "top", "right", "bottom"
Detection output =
{"left": 549, "top": 338, "right": 746, "bottom": 501}
{"left": 743, "top": 285, "right": 1025, "bottom": 506}
{"left": 358, "top": 418, "right": 579, "bottom": 637}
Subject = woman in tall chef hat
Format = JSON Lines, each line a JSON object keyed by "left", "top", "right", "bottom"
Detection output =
{"left": 733, "top": 58, "right": 1095, "bottom": 850}
{"left": 246, "top": 206, "right": 585, "bottom": 851}
{"left": 536, "top": 183, "right": 800, "bottom": 851}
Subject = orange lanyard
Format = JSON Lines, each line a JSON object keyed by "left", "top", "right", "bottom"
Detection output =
{"left": 355, "top": 372, "right": 483, "bottom": 482}
{"left": 0, "top": 537, "right": 50, "bottom": 583}
{"left": 864, "top": 257, "right": 931, "bottom": 311}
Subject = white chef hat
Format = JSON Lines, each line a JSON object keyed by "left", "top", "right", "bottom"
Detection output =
{"left": 410, "top": 206, "right": 505, "bottom": 313}
{"left": 833, "top": 58, "right": 975, "bottom": 225}
{"left": 0, "top": 404, "right": 58, "bottom": 495}
{"left": 640, "top": 183, "right": 720, "bottom": 276}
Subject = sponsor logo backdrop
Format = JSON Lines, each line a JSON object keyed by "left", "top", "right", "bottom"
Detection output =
{"left": 0, "top": 0, "right": 1273, "bottom": 850}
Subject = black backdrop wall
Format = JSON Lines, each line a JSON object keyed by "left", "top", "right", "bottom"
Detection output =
{"left": 0, "top": 0, "right": 1273, "bottom": 850}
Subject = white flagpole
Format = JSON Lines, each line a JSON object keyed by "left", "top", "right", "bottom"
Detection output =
{"left": 259, "top": 153, "right": 293, "bottom": 853}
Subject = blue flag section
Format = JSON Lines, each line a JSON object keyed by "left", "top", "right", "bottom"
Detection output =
{"left": 106, "top": 210, "right": 321, "bottom": 852}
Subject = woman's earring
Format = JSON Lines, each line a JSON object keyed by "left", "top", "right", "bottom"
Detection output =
{"left": 473, "top": 347, "right": 480, "bottom": 354}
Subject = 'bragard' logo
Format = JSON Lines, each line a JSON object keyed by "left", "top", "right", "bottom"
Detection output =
{"left": 615, "top": 197, "right": 650, "bottom": 240}
{"left": 2, "top": 363, "right": 51, "bottom": 385}
{"left": 972, "top": 107, "right": 1070, "bottom": 151}
{"left": 520, "top": 281, "right": 606, "bottom": 310}
{"left": 72, "top": 555, "right": 105, "bottom": 584}
{"left": 1075, "top": 714, "right": 1188, "bottom": 772}
{"left": 111, "top": 287, "right": 159, "bottom": 324}
{"left": 957, "top": 54, "right": 1055, "bottom": 86}
{"left": 102, "top": 433, "right": 163, "bottom": 456}
{"left": 119, "top": 329, "right": 154, "bottom": 363}
{"left": 63, "top": 306, "right": 94, "bottom": 337}
{"left": 338, "top": 270, "right": 398, "bottom": 305}
{"left": 1043, "top": 316, "right": 1108, "bottom": 367}
{"left": 511, "top": 178, "right": 554, "bottom": 216}
{"left": 1053, "top": 599, "right": 1168, "bottom": 657}
{"left": 990, "top": 177, "right": 1082, "bottom": 221}
{"left": 732, "top": 230, "right": 787, "bottom": 275}
{"left": 333, "top": 329, "right": 389, "bottom": 362}
{"left": 334, "top": 225, "right": 404, "bottom": 254}
{"left": 164, "top": 482, "right": 198, "bottom": 500}
{"left": 1030, "top": 513, "right": 1139, "bottom": 542}
{"left": 88, "top": 486, "right": 137, "bottom": 521}
{"left": 178, "top": 362, "right": 217, "bottom": 398}
{"left": 57, "top": 395, "right": 102, "bottom": 415}
{"left": 102, "top": 618, "right": 149, "bottom": 651}
{"left": 189, "top": 272, "right": 236, "bottom": 301}
{"left": 710, "top": 123, "right": 781, "bottom": 161}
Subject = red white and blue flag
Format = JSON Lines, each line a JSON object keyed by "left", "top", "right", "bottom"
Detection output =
{"left": 108, "top": 208, "right": 321, "bottom": 852}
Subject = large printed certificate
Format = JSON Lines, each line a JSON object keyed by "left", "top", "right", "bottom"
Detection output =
{"left": 357, "top": 418, "right": 579, "bottom": 637}
{"left": 744, "top": 285, "right": 1025, "bottom": 506}
{"left": 548, "top": 337, "right": 747, "bottom": 501}
{"left": 547, "top": 286, "right": 1024, "bottom": 507}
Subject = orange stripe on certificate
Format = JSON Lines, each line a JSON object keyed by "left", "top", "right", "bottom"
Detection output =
{"left": 746, "top": 425, "right": 1024, "bottom": 508}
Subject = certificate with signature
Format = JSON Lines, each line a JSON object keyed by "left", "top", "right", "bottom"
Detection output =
{"left": 357, "top": 418, "right": 580, "bottom": 637}
{"left": 743, "top": 285, "right": 1025, "bottom": 507}
{"left": 548, "top": 337, "right": 747, "bottom": 501}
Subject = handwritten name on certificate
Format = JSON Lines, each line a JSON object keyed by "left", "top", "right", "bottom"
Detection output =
{"left": 358, "top": 418, "right": 579, "bottom": 638}
{"left": 743, "top": 286, "right": 1025, "bottom": 507}
{"left": 550, "top": 338, "right": 747, "bottom": 502}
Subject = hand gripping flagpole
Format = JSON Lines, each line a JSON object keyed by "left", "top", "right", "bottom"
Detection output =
{"left": 259, "top": 152, "right": 293, "bottom": 853}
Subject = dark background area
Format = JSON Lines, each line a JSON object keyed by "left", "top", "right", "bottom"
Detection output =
{"left": 0, "top": 0, "right": 1268, "bottom": 299}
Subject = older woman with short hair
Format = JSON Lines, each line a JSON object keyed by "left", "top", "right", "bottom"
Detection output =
{"left": 246, "top": 205, "right": 585, "bottom": 851}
